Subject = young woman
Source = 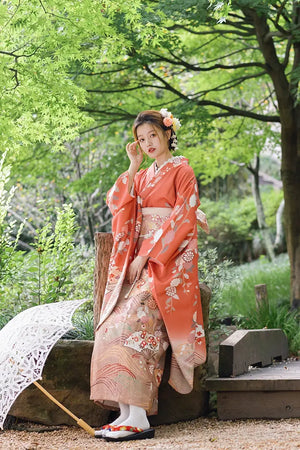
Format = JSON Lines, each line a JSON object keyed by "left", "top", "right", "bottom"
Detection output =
{"left": 90, "top": 109, "right": 208, "bottom": 442}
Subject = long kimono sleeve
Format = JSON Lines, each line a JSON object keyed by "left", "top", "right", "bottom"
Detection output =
{"left": 106, "top": 171, "right": 137, "bottom": 266}
{"left": 107, "top": 171, "right": 136, "bottom": 217}
{"left": 138, "top": 165, "right": 200, "bottom": 265}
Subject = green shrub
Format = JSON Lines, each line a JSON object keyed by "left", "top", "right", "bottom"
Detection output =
{"left": 215, "top": 254, "right": 299, "bottom": 354}
{"left": 0, "top": 203, "right": 94, "bottom": 328}
{"left": 237, "top": 302, "right": 300, "bottom": 356}
{"left": 261, "top": 188, "right": 284, "bottom": 228}
{"left": 198, "top": 248, "right": 234, "bottom": 327}
{"left": 63, "top": 307, "right": 94, "bottom": 340}
{"left": 199, "top": 195, "right": 256, "bottom": 262}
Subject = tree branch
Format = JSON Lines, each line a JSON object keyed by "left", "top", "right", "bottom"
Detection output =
{"left": 148, "top": 50, "right": 266, "bottom": 72}
{"left": 166, "top": 24, "right": 255, "bottom": 37}
{"left": 203, "top": 100, "right": 280, "bottom": 122}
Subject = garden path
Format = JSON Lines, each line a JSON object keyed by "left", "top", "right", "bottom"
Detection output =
{"left": 0, "top": 416, "right": 299, "bottom": 449}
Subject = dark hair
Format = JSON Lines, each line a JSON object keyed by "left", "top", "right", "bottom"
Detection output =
{"left": 132, "top": 110, "right": 177, "bottom": 151}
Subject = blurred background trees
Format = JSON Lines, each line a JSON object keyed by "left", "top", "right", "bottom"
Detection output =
{"left": 0, "top": 1, "right": 299, "bottom": 345}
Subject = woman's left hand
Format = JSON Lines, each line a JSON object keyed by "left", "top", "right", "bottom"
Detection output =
{"left": 127, "top": 255, "right": 148, "bottom": 284}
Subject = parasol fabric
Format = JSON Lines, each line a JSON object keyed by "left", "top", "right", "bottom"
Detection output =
{"left": 0, "top": 299, "right": 92, "bottom": 432}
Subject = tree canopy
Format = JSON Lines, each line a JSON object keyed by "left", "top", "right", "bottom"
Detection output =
{"left": 1, "top": 0, "right": 300, "bottom": 305}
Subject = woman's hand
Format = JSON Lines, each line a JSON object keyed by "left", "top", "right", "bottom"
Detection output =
{"left": 126, "top": 141, "right": 143, "bottom": 171}
{"left": 127, "top": 255, "right": 148, "bottom": 284}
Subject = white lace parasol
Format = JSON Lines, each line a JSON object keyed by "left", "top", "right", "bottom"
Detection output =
{"left": 0, "top": 299, "right": 91, "bottom": 431}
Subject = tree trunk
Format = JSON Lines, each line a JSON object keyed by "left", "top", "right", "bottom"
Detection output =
{"left": 248, "top": 6, "right": 300, "bottom": 307}
{"left": 281, "top": 125, "right": 300, "bottom": 308}
{"left": 93, "top": 232, "right": 113, "bottom": 332}
{"left": 274, "top": 199, "right": 285, "bottom": 253}
{"left": 248, "top": 155, "right": 275, "bottom": 262}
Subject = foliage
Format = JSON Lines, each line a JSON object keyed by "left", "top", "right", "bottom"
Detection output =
{"left": 198, "top": 186, "right": 284, "bottom": 262}
{"left": 198, "top": 247, "right": 234, "bottom": 326}
{"left": 27, "top": 203, "right": 78, "bottom": 305}
{"left": 0, "top": 0, "right": 179, "bottom": 154}
{"left": 0, "top": 204, "right": 94, "bottom": 327}
{"left": 237, "top": 301, "right": 300, "bottom": 356}
{"left": 261, "top": 188, "right": 284, "bottom": 228}
{"left": 199, "top": 194, "right": 256, "bottom": 261}
{"left": 0, "top": 153, "right": 24, "bottom": 298}
{"left": 63, "top": 308, "right": 94, "bottom": 341}
{"left": 218, "top": 253, "right": 290, "bottom": 316}
{"left": 212, "top": 254, "right": 299, "bottom": 353}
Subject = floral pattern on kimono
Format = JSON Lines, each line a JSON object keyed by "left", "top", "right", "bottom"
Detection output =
{"left": 98, "top": 156, "right": 206, "bottom": 395}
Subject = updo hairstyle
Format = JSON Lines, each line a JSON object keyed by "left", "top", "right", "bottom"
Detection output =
{"left": 132, "top": 110, "right": 178, "bottom": 151}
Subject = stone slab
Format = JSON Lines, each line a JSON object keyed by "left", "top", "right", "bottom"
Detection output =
{"left": 9, "top": 340, "right": 109, "bottom": 428}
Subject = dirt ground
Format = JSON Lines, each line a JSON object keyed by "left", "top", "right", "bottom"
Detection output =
{"left": 0, "top": 417, "right": 299, "bottom": 450}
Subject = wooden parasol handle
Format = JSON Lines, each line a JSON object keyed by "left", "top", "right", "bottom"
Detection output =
{"left": 33, "top": 381, "right": 95, "bottom": 436}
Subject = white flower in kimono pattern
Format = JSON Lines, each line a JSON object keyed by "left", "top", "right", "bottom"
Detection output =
{"left": 195, "top": 323, "right": 205, "bottom": 342}
{"left": 165, "top": 285, "right": 179, "bottom": 299}
{"left": 170, "top": 278, "right": 181, "bottom": 287}
{"left": 117, "top": 239, "right": 129, "bottom": 252}
{"left": 115, "top": 232, "right": 125, "bottom": 242}
{"left": 182, "top": 249, "right": 194, "bottom": 263}
{"left": 189, "top": 193, "right": 197, "bottom": 207}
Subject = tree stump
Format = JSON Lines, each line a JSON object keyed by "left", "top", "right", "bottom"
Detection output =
{"left": 93, "top": 232, "right": 113, "bottom": 331}
{"left": 255, "top": 284, "right": 269, "bottom": 309}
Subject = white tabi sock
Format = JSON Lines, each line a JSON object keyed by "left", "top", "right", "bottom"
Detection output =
{"left": 103, "top": 404, "right": 150, "bottom": 439}
{"left": 95, "top": 402, "right": 130, "bottom": 437}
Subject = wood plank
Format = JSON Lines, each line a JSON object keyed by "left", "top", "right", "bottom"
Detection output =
{"left": 206, "top": 360, "right": 300, "bottom": 392}
{"left": 217, "top": 391, "right": 300, "bottom": 420}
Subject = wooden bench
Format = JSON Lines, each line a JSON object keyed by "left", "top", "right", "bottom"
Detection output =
{"left": 206, "top": 329, "right": 300, "bottom": 419}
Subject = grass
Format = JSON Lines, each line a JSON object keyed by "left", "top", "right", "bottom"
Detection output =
{"left": 218, "top": 253, "right": 290, "bottom": 317}
{"left": 215, "top": 253, "right": 299, "bottom": 355}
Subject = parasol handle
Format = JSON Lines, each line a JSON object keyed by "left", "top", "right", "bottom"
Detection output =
{"left": 33, "top": 381, "right": 95, "bottom": 436}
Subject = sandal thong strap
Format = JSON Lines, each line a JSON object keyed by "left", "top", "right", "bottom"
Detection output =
{"left": 106, "top": 425, "right": 144, "bottom": 433}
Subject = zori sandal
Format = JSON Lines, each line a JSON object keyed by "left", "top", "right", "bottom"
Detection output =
{"left": 103, "top": 425, "right": 155, "bottom": 442}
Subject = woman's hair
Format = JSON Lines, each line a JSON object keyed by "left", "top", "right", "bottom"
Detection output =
{"left": 132, "top": 110, "right": 177, "bottom": 151}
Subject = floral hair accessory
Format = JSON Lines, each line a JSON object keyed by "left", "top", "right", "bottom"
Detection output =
{"left": 160, "top": 108, "right": 182, "bottom": 131}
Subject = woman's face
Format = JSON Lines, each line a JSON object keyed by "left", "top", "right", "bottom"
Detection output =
{"left": 136, "top": 123, "right": 171, "bottom": 165}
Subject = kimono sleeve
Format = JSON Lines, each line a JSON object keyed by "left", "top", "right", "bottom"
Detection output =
{"left": 106, "top": 171, "right": 136, "bottom": 217}
{"left": 138, "top": 165, "right": 200, "bottom": 265}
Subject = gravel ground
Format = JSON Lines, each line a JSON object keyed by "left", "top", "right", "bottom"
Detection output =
{"left": 0, "top": 417, "right": 299, "bottom": 450}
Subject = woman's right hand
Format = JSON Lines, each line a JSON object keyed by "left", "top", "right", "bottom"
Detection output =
{"left": 126, "top": 141, "right": 143, "bottom": 170}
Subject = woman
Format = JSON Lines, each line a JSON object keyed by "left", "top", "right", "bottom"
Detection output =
{"left": 90, "top": 109, "right": 207, "bottom": 442}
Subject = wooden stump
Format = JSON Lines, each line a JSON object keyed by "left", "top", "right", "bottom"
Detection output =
{"left": 255, "top": 283, "right": 269, "bottom": 309}
{"left": 93, "top": 232, "right": 113, "bottom": 331}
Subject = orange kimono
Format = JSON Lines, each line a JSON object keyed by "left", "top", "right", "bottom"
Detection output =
{"left": 91, "top": 156, "right": 206, "bottom": 414}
